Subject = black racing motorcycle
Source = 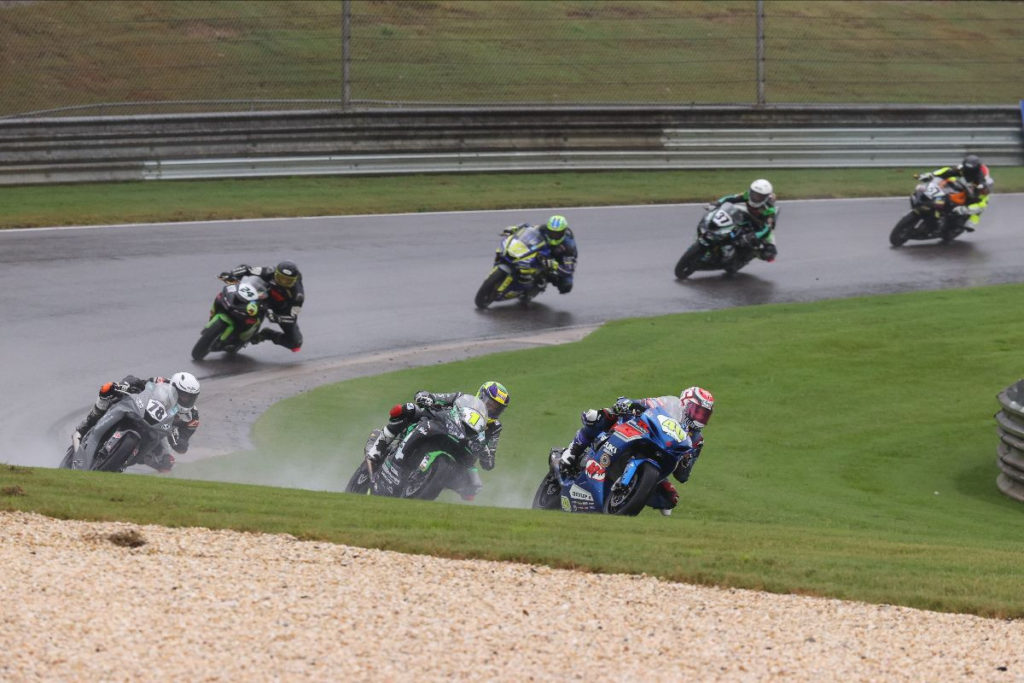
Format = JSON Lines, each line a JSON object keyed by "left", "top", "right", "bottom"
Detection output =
{"left": 345, "top": 395, "right": 491, "bottom": 501}
{"left": 674, "top": 202, "right": 766, "bottom": 279}
{"left": 191, "top": 274, "right": 270, "bottom": 360}
{"left": 889, "top": 176, "right": 972, "bottom": 247}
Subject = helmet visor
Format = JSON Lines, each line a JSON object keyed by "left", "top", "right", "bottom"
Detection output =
{"left": 686, "top": 403, "right": 711, "bottom": 427}
{"left": 177, "top": 391, "right": 198, "bottom": 409}
{"left": 274, "top": 271, "right": 298, "bottom": 288}
{"left": 482, "top": 396, "right": 506, "bottom": 418}
{"left": 748, "top": 190, "right": 770, "bottom": 208}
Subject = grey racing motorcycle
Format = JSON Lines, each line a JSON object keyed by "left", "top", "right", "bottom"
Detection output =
{"left": 59, "top": 381, "right": 180, "bottom": 472}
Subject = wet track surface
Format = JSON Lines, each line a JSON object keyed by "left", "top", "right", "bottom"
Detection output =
{"left": 2, "top": 195, "right": 1022, "bottom": 468}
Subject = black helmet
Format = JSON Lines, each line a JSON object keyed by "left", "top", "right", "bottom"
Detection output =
{"left": 274, "top": 260, "right": 300, "bottom": 289}
{"left": 961, "top": 155, "right": 983, "bottom": 184}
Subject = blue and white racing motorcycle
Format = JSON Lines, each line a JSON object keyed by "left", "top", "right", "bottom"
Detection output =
{"left": 474, "top": 225, "right": 551, "bottom": 309}
{"left": 532, "top": 398, "right": 699, "bottom": 516}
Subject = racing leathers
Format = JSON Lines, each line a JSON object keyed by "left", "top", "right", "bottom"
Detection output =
{"left": 365, "top": 391, "right": 502, "bottom": 499}
{"left": 223, "top": 264, "right": 305, "bottom": 351}
{"left": 559, "top": 396, "right": 703, "bottom": 512}
{"left": 706, "top": 192, "right": 778, "bottom": 262}
{"left": 73, "top": 375, "right": 199, "bottom": 472}
{"left": 504, "top": 223, "right": 578, "bottom": 294}
{"left": 918, "top": 163, "right": 994, "bottom": 228}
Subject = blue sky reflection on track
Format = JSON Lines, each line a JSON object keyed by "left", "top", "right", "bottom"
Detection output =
{"left": 1, "top": 195, "right": 1022, "bottom": 467}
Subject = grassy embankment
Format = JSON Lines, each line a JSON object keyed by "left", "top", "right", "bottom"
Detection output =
{"left": 5, "top": 284, "right": 1024, "bottom": 617}
{"left": 3, "top": 167, "right": 1024, "bottom": 229}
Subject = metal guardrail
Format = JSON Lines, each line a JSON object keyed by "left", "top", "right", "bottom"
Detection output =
{"left": 996, "top": 379, "right": 1024, "bottom": 504}
{"left": 0, "top": 106, "right": 1021, "bottom": 185}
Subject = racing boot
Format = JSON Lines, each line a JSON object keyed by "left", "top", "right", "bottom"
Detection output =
{"left": 557, "top": 440, "right": 586, "bottom": 475}
{"left": 364, "top": 426, "right": 397, "bottom": 466}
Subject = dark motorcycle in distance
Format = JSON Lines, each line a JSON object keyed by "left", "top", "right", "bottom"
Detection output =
{"left": 59, "top": 381, "right": 179, "bottom": 472}
{"left": 674, "top": 202, "right": 766, "bottom": 280}
{"left": 474, "top": 225, "right": 552, "bottom": 308}
{"left": 889, "top": 176, "right": 972, "bottom": 247}
{"left": 345, "top": 395, "right": 492, "bottom": 501}
{"left": 191, "top": 274, "right": 269, "bottom": 360}
{"left": 532, "top": 398, "right": 698, "bottom": 516}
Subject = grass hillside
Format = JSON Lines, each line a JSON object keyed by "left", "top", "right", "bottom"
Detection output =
{"left": 7, "top": 284, "right": 1023, "bottom": 616}
{"left": 1, "top": 0, "right": 1021, "bottom": 114}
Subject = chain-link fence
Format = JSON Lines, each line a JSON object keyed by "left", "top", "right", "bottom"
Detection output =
{"left": 2, "top": 0, "right": 1021, "bottom": 117}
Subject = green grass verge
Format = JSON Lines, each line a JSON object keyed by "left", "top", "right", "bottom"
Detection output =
{"left": 3, "top": 167, "right": 1024, "bottom": 230}
{"left": 6, "top": 284, "right": 1024, "bottom": 616}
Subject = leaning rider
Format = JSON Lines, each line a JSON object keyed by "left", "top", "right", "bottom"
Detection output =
{"left": 503, "top": 215, "right": 578, "bottom": 294}
{"left": 73, "top": 372, "right": 201, "bottom": 472}
{"left": 916, "top": 154, "right": 994, "bottom": 230}
{"left": 364, "top": 381, "right": 510, "bottom": 498}
{"left": 705, "top": 178, "right": 778, "bottom": 263}
{"left": 558, "top": 386, "right": 714, "bottom": 514}
{"left": 220, "top": 260, "right": 305, "bottom": 351}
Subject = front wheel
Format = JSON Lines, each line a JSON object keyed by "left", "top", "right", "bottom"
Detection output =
{"left": 403, "top": 453, "right": 456, "bottom": 500}
{"left": 345, "top": 461, "right": 372, "bottom": 494}
{"left": 92, "top": 429, "right": 141, "bottom": 472}
{"left": 890, "top": 213, "right": 920, "bottom": 247}
{"left": 674, "top": 243, "right": 704, "bottom": 280}
{"left": 191, "top": 318, "right": 230, "bottom": 361}
{"left": 531, "top": 472, "right": 562, "bottom": 510}
{"left": 474, "top": 269, "right": 507, "bottom": 309}
{"left": 604, "top": 461, "right": 661, "bottom": 516}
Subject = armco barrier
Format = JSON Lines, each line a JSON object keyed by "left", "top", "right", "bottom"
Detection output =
{"left": 0, "top": 105, "right": 1021, "bottom": 185}
{"left": 996, "top": 379, "right": 1024, "bottom": 503}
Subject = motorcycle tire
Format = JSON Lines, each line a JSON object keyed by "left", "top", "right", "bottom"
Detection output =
{"left": 531, "top": 472, "right": 562, "bottom": 510}
{"left": 92, "top": 429, "right": 141, "bottom": 472}
{"left": 889, "top": 213, "right": 920, "bottom": 247}
{"left": 403, "top": 452, "right": 455, "bottom": 500}
{"left": 191, "top": 318, "right": 230, "bottom": 361}
{"left": 604, "top": 461, "right": 661, "bottom": 516}
{"left": 674, "top": 243, "right": 704, "bottom": 280}
{"left": 474, "top": 269, "right": 507, "bottom": 309}
{"left": 345, "top": 461, "right": 372, "bottom": 495}
{"left": 58, "top": 445, "right": 74, "bottom": 469}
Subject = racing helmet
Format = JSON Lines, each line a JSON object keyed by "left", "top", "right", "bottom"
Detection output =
{"left": 170, "top": 372, "right": 201, "bottom": 409}
{"left": 274, "top": 260, "right": 300, "bottom": 289}
{"left": 541, "top": 215, "right": 568, "bottom": 245}
{"left": 680, "top": 386, "right": 714, "bottom": 430}
{"left": 960, "top": 155, "right": 983, "bottom": 184}
{"left": 477, "top": 381, "right": 510, "bottom": 419}
{"left": 747, "top": 179, "right": 774, "bottom": 210}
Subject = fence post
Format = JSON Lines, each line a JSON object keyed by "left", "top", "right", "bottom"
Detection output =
{"left": 342, "top": 0, "right": 351, "bottom": 110}
{"left": 756, "top": 0, "right": 766, "bottom": 106}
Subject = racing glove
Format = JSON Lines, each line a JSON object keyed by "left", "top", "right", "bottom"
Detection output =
{"left": 414, "top": 391, "right": 435, "bottom": 408}
{"left": 614, "top": 397, "right": 644, "bottom": 415}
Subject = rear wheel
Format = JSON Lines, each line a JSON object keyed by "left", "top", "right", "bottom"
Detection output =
{"left": 531, "top": 472, "right": 562, "bottom": 510}
{"left": 674, "top": 243, "right": 704, "bottom": 280}
{"left": 889, "top": 213, "right": 920, "bottom": 247}
{"left": 474, "top": 269, "right": 507, "bottom": 309}
{"left": 191, "top": 319, "right": 230, "bottom": 360}
{"left": 604, "top": 461, "right": 661, "bottom": 516}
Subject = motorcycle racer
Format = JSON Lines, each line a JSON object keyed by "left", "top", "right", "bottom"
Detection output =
{"left": 916, "top": 155, "right": 994, "bottom": 229}
{"left": 364, "top": 382, "right": 510, "bottom": 498}
{"left": 558, "top": 386, "right": 713, "bottom": 514}
{"left": 502, "top": 215, "right": 577, "bottom": 294}
{"left": 219, "top": 260, "right": 304, "bottom": 351}
{"left": 72, "top": 372, "right": 201, "bottom": 472}
{"left": 705, "top": 179, "right": 778, "bottom": 263}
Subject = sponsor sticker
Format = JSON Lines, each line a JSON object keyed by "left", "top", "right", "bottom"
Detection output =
{"left": 569, "top": 484, "right": 594, "bottom": 504}
{"left": 585, "top": 460, "right": 606, "bottom": 482}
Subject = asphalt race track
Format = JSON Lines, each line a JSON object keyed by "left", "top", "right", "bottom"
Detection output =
{"left": 2, "top": 195, "right": 1022, "bottom": 470}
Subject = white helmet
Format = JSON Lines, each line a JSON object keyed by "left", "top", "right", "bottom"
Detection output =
{"left": 748, "top": 179, "right": 774, "bottom": 209}
{"left": 170, "top": 372, "right": 200, "bottom": 409}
